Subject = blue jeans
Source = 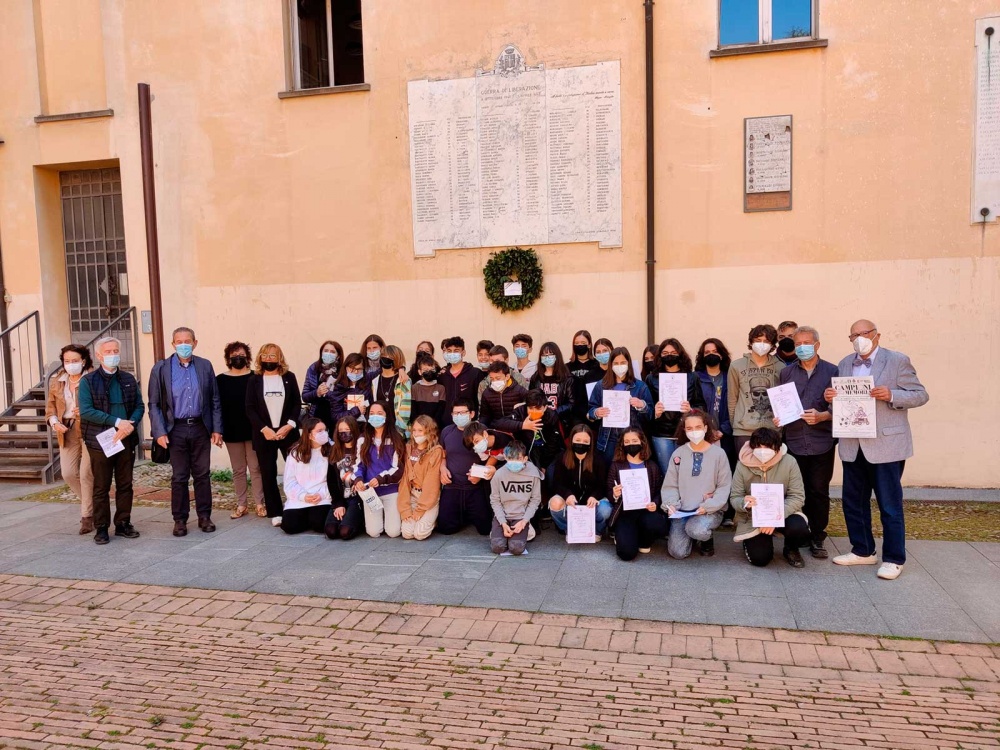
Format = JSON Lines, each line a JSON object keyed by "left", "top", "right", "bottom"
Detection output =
{"left": 550, "top": 499, "right": 613, "bottom": 535}
{"left": 841, "top": 451, "right": 906, "bottom": 565}
{"left": 651, "top": 436, "right": 677, "bottom": 475}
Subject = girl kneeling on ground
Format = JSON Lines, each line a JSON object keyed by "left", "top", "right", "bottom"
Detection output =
{"left": 398, "top": 416, "right": 444, "bottom": 540}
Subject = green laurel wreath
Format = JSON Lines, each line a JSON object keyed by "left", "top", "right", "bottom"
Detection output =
{"left": 483, "top": 247, "right": 543, "bottom": 313}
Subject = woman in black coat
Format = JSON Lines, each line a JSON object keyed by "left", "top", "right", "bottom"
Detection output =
{"left": 246, "top": 343, "right": 301, "bottom": 523}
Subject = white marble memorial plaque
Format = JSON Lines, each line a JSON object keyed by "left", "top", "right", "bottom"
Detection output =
{"left": 745, "top": 115, "right": 792, "bottom": 194}
{"left": 972, "top": 17, "right": 1000, "bottom": 223}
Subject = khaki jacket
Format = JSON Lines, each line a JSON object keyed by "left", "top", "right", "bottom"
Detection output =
{"left": 45, "top": 370, "right": 89, "bottom": 448}
{"left": 398, "top": 444, "right": 443, "bottom": 519}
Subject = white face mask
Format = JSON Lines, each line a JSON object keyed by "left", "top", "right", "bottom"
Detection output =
{"left": 64, "top": 362, "right": 84, "bottom": 376}
{"left": 853, "top": 336, "right": 875, "bottom": 357}
{"left": 753, "top": 447, "right": 777, "bottom": 463}
{"left": 313, "top": 430, "right": 330, "bottom": 446}
{"left": 490, "top": 379, "right": 506, "bottom": 392}
{"left": 686, "top": 429, "right": 707, "bottom": 445}
{"left": 473, "top": 438, "right": 489, "bottom": 453}
{"left": 612, "top": 364, "right": 629, "bottom": 378}
{"left": 413, "top": 434, "right": 427, "bottom": 445}
{"left": 751, "top": 342, "right": 772, "bottom": 356}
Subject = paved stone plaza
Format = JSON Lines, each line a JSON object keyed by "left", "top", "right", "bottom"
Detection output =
{"left": 1, "top": 498, "right": 997, "bottom": 643}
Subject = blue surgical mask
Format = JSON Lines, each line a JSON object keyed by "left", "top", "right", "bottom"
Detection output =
{"left": 473, "top": 438, "right": 489, "bottom": 453}
{"left": 540, "top": 355, "right": 556, "bottom": 368}
{"left": 595, "top": 351, "right": 611, "bottom": 366}
{"left": 367, "top": 348, "right": 381, "bottom": 361}
{"left": 795, "top": 344, "right": 815, "bottom": 361}
{"left": 444, "top": 352, "right": 462, "bottom": 365}
{"left": 321, "top": 352, "right": 338, "bottom": 366}
{"left": 368, "top": 414, "right": 386, "bottom": 428}
{"left": 347, "top": 372, "right": 364, "bottom": 383}
{"left": 505, "top": 461, "right": 525, "bottom": 473}
{"left": 514, "top": 347, "right": 528, "bottom": 359}
{"left": 452, "top": 414, "right": 471, "bottom": 429}
{"left": 103, "top": 354, "right": 120, "bottom": 369}
{"left": 174, "top": 344, "right": 193, "bottom": 359}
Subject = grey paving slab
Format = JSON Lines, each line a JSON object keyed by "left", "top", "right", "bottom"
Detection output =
{"left": 1, "top": 499, "right": 997, "bottom": 642}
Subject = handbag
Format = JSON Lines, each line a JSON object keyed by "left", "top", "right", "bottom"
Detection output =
{"left": 150, "top": 365, "right": 171, "bottom": 464}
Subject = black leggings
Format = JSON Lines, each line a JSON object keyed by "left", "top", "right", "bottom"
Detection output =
{"left": 742, "top": 514, "right": 811, "bottom": 567}
{"left": 281, "top": 502, "right": 363, "bottom": 539}
{"left": 613, "top": 509, "right": 669, "bottom": 561}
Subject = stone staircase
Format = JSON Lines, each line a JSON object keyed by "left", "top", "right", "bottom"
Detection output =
{"left": 0, "top": 381, "right": 59, "bottom": 483}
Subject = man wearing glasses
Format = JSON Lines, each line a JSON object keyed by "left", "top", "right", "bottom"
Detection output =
{"left": 824, "top": 320, "right": 928, "bottom": 580}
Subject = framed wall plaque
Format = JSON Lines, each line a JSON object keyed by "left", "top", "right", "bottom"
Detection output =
{"left": 744, "top": 114, "right": 792, "bottom": 212}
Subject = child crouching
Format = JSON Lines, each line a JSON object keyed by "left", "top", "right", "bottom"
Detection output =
{"left": 489, "top": 441, "right": 541, "bottom": 556}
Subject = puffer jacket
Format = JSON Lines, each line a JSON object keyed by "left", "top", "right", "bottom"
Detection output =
{"left": 729, "top": 443, "right": 806, "bottom": 542}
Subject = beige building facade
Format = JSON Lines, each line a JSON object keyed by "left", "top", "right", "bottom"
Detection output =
{"left": 0, "top": 0, "right": 997, "bottom": 486}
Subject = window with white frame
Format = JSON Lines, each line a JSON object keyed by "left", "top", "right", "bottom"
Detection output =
{"left": 289, "top": 0, "right": 365, "bottom": 89}
{"left": 719, "top": 0, "right": 816, "bottom": 47}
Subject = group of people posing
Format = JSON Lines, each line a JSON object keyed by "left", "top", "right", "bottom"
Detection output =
{"left": 48, "top": 319, "right": 928, "bottom": 580}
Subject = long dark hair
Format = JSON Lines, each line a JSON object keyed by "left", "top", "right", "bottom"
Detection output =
{"left": 613, "top": 427, "right": 651, "bottom": 462}
{"left": 536, "top": 341, "right": 570, "bottom": 380}
{"left": 563, "top": 424, "right": 595, "bottom": 474}
{"left": 59, "top": 344, "right": 93, "bottom": 373}
{"left": 640, "top": 346, "right": 658, "bottom": 381}
{"left": 314, "top": 340, "right": 344, "bottom": 372}
{"left": 569, "top": 330, "right": 593, "bottom": 363}
{"left": 330, "top": 416, "right": 361, "bottom": 464}
{"left": 335, "top": 353, "right": 367, "bottom": 387}
{"left": 290, "top": 416, "right": 331, "bottom": 464}
{"left": 360, "top": 401, "right": 405, "bottom": 468}
{"left": 359, "top": 334, "right": 385, "bottom": 357}
{"left": 601, "top": 346, "right": 636, "bottom": 388}
{"left": 694, "top": 338, "right": 732, "bottom": 373}
{"left": 657, "top": 338, "right": 693, "bottom": 373}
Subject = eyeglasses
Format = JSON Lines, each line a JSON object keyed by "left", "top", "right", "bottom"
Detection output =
{"left": 848, "top": 328, "right": 877, "bottom": 342}
{"left": 260, "top": 353, "right": 279, "bottom": 361}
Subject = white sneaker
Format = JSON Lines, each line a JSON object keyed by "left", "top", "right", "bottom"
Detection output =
{"left": 832, "top": 552, "right": 878, "bottom": 566}
{"left": 877, "top": 562, "right": 903, "bottom": 580}
{"left": 638, "top": 547, "right": 651, "bottom": 554}
{"left": 271, "top": 516, "right": 283, "bottom": 527}
{"left": 593, "top": 535, "right": 602, "bottom": 544}
{"left": 527, "top": 525, "right": 537, "bottom": 542}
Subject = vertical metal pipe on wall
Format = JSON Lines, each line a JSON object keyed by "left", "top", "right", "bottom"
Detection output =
{"left": 643, "top": 0, "right": 656, "bottom": 345}
{"left": 138, "top": 83, "right": 165, "bottom": 362}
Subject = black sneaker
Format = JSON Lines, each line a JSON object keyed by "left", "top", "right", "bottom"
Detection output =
{"left": 115, "top": 523, "right": 140, "bottom": 539}
{"left": 783, "top": 548, "right": 805, "bottom": 568}
{"left": 810, "top": 540, "right": 829, "bottom": 559}
{"left": 699, "top": 538, "right": 715, "bottom": 557}
{"left": 94, "top": 527, "right": 110, "bottom": 545}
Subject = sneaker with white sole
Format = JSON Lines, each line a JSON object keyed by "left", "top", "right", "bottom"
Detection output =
{"left": 271, "top": 516, "right": 283, "bottom": 527}
{"left": 638, "top": 547, "right": 651, "bottom": 554}
{"left": 877, "top": 562, "right": 903, "bottom": 580}
{"left": 527, "top": 525, "right": 537, "bottom": 542}
{"left": 832, "top": 552, "right": 878, "bottom": 566}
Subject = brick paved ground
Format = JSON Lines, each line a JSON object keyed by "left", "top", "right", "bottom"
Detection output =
{"left": 0, "top": 575, "right": 998, "bottom": 750}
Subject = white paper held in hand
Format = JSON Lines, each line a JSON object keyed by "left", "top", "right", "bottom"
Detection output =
{"left": 96, "top": 427, "right": 125, "bottom": 458}
{"left": 602, "top": 389, "right": 631, "bottom": 429}
{"left": 767, "top": 382, "right": 804, "bottom": 427}
{"left": 831, "top": 376, "right": 877, "bottom": 438}
{"left": 469, "top": 463, "right": 492, "bottom": 479}
{"left": 658, "top": 373, "right": 687, "bottom": 412}
{"left": 619, "top": 468, "right": 651, "bottom": 511}
{"left": 565, "top": 504, "right": 597, "bottom": 544}
{"left": 749, "top": 483, "right": 785, "bottom": 528}
{"left": 357, "top": 484, "right": 384, "bottom": 512}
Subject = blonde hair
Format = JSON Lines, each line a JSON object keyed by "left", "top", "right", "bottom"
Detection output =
{"left": 254, "top": 343, "right": 290, "bottom": 375}
{"left": 383, "top": 344, "right": 406, "bottom": 371}
{"left": 409, "top": 415, "right": 439, "bottom": 450}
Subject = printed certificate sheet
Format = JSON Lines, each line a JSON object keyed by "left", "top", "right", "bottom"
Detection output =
{"left": 566, "top": 505, "right": 597, "bottom": 544}
{"left": 832, "top": 376, "right": 877, "bottom": 438}
{"left": 658, "top": 373, "right": 687, "bottom": 412}
{"left": 767, "top": 382, "right": 804, "bottom": 427}
{"left": 749, "top": 483, "right": 785, "bottom": 528}
{"left": 96, "top": 427, "right": 125, "bottom": 458}
{"left": 602, "top": 389, "right": 631, "bottom": 429}
{"left": 619, "top": 468, "right": 651, "bottom": 511}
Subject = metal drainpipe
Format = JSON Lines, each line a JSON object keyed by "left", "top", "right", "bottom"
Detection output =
{"left": 643, "top": 0, "right": 656, "bottom": 345}
{"left": 138, "top": 83, "right": 165, "bottom": 362}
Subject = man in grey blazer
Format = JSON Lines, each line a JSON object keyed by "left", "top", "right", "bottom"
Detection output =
{"left": 824, "top": 320, "right": 928, "bottom": 580}
{"left": 148, "top": 327, "right": 223, "bottom": 537}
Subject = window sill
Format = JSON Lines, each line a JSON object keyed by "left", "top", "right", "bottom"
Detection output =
{"left": 34, "top": 108, "right": 114, "bottom": 124}
{"left": 710, "top": 38, "right": 828, "bottom": 58}
{"left": 278, "top": 83, "right": 371, "bottom": 99}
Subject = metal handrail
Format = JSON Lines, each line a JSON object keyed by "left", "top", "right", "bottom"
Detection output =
{"left": 0, "top": 310, "right": 43, "bottom": 413}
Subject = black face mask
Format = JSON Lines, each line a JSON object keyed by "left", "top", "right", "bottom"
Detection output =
{"left": 703, "top": 354, "right": 722, "bottom": 367}
{"left": 261, "top": 361, "right": 279, "bottom": 372}
{"left": 624, "top": 444, "right": 643, "bottom": 458}
{"left": 229, "top": 356, "right": 248, "bottom": 370}
{"left": 661, "top": 354, "right": 680, "bottom": 368}
{"left": 573, "top": 344, "right": 590, "bottom": 357}
{"left": 644, "top": 360, "right": 655, "bottom": 370}
{"left": 777, "top": 337, "right": 796, "bottom": 353}
{"left": 420, "top": 371, "right": 436, "bottom": 382}
{"left": 380, "top": 357, "right": 395, "bottom": 371}
{"left": 572, "top": 444, "right": 590, "bottom": 457}
{"left": 337, "top": 432, "right": 352, "bottom": 443}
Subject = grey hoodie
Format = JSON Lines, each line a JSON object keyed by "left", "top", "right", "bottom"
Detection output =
{"left": 727, "top": 353, "right": 784, "bottom": 436}
{"left": 489, "top": 462, "right": 542, "bottom": 524}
